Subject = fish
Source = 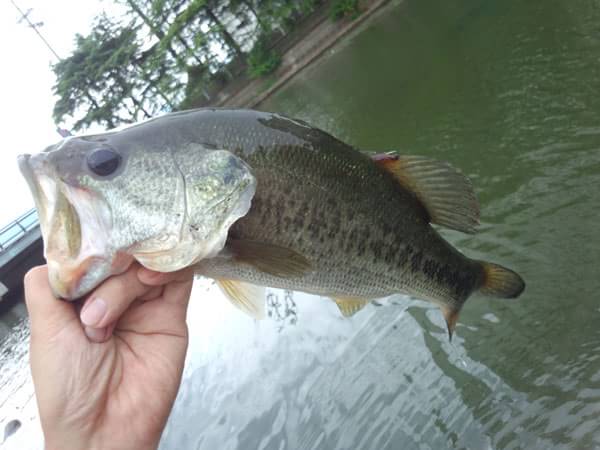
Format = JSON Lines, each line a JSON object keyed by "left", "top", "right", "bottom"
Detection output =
{"left": 18, "top": 108, "right": 525, "bottom": 338}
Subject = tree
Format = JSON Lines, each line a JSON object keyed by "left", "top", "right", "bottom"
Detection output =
{"left": 201, "top": 0, "right": 245, "bottom": 60}
{"left": 53, "top": 16, "right": 152, "bottom": 130}
{"left": 53, "top": 0, "right": 327, "bottom": 130}
{"left": 121, "top": 0, "right": 187, "bottom": 68}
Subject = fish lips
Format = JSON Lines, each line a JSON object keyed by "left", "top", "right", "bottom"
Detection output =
{"left": 18, "top": 152, "right": 116, "bottom": 300}
{"left": 18, "top": 153, "right": 53, "bottom": 238}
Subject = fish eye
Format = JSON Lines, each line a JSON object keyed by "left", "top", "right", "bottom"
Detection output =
{"left": 87, "top": 147, "right": 121, "bottom": 177}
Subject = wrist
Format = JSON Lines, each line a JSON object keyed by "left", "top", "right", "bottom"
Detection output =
{"left": 44, "top": 436, "right": 95, "bottom": 450}
{"left": 44, "top": 432, "right": 161, "bottom": 450}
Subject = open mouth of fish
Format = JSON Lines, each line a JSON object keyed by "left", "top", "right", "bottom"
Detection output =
{"left": 17, "top": 150, "right": 254, "bottom": 300}
{"left": 18, "top": 153, "right": 114, "bottom": 299}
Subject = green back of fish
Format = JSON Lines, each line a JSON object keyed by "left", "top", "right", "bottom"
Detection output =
{"left": 160, "top": 110, "right": 484, "bottom": 311}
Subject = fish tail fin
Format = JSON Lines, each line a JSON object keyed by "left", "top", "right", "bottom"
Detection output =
{"left": 477, "top": 261, "right": 525, "bottom": 298}
{"left": 440, "top": 261, "right": 524, "bottom": 341}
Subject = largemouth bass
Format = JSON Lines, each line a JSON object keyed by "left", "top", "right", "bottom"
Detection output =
{"left": 18, "top": 109, "right": 524, "bottom": 337}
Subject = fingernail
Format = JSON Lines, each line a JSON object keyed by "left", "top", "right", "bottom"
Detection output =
{"left": 84, "top": 326, "right": 106, "bottom": 342}
{"left": 81, "top": 298, "right": 107, "bottom": 327}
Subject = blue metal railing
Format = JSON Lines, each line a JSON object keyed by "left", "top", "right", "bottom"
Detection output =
{"left": 0, "top": 209, "right": 39, "bottom": 252}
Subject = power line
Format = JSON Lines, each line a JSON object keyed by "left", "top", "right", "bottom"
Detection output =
{"left": 9, "top": 0, "right": 71, "bottom": 137}
{"left": 9, "top": 0, "right": 61, "bottom": 61}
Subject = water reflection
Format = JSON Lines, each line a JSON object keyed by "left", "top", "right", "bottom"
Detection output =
{"left": 256, "top": 0, "right": 600, "bottom": 447}
{"left": 3, "top": 420, "right": 21, "bottom": 443}
{"left": 3, "top": 0, "right": 600, "bottom": 448}
{"left": 0, "top": 313, "right": 41, "bottom": 450}
{"left": 267, "top": 290, "right": 298, "bottom": 331}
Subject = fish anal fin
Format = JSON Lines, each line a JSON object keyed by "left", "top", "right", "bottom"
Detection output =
{"left": 372, "top": 153, "right": 480, "bottom": 234}
{"left": 441, "top": 305, "right": 460, "bottom": 341}
{"left": 216, "top": 279, "right": 266, "bottom": 319}
{"left": 229, "top": 239, "right": 312, "bottom": 278}
{"left": 332, "top": 296, "right": 371, "bottom": 317}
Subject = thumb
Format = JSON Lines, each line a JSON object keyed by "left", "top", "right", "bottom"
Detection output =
{"left": 24, "top": 265, "right": 80, "bottom": 341}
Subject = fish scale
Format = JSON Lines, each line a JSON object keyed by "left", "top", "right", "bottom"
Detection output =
{"left": 193, "top": 118, "right": 481, "bottom": 307}
{"left": 181, "top": 112, "right": 514, "bottom": 331}
{"left": 18, "top": 108, "right": 525, "bottom": 336}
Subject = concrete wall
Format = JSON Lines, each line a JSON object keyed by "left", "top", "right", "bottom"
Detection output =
{"left": 0, "top": 229, "right": 45, "bottom": 315}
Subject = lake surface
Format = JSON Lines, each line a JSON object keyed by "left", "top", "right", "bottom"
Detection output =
{"left": 2, "top": 0, "right": 600, "bottom": 448}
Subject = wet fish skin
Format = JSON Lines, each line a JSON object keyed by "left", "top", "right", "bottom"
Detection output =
{"left": 188, "top": 111, "right": 486, "bottom": 311}
{"left": 141, "top": 109, "right": 523, "bottom": 333}
{"left": 18, "top": 108, "right": 525, "bottom": 335}
{"left": 18, "top": 111, "right": 257, "bottom": 299}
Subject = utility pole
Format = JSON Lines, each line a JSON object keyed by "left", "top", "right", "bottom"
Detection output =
{"left": 9, "top": 0, "right": 61, "bottom": 61}
{"left": 9, "top": 1, "right": 70, "bottom": 136}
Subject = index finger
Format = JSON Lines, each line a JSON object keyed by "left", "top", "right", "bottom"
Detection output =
{"left": 137, "top": 266, "right": 195, "bottom": 287}
{"left": 80, "top": 262, "right": 152, "bottom": 331}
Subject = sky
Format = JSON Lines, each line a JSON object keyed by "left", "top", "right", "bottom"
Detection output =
{"left": 0, "top": 0, "right": 124, "bottom": 227}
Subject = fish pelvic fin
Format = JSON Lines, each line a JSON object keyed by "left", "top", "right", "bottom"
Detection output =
{"left": 372, "top": 153, "right": 480, "bottom": 234}
{"left": 216, "top": 279, "right": 266, "bottom": 319}
{"left": 477, "top": 261, "right": 525, "bottom": 298}
{"left": 331, "top": 296, "right": 371, "bottom": 317}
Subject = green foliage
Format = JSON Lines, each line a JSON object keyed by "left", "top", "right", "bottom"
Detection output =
{"left": 160, "top": 0, "right": 205, "bottom": 47}
{"left": 150, "top": 0, "right": 167, "bottom": 17}
{"left": 54, "top": 0, "right": 333, "bottom": 128}
{"left": 246, "top": 36, "right": 281, "bottom": 78}
{"left": 329, "top": 0, "right": 361, "bottom": 20}
{"left": 53, "top": 16, "right": 144, "bottom": 130}
{"left": 179, "top": 64, "right": 210, "bottom": 110}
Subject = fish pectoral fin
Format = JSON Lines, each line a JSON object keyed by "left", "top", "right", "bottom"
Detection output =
{"left": 229, "top": 239, "right": 312, "bottom": 278}
{"left": 441, "top": 305, "right": 460, "bottom": 341}
{"left": 372, "top": 153, "right": 480, "bottom": 234}
{"left": 216, "top": 279, "right": 266, "bottom": 319}
{"left": 331, "top": 296, "right": 371, "bottom": 317}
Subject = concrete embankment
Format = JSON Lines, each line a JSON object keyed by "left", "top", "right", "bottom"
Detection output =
{"left": 217, "top": 0, "right": 392, "bottom": 109}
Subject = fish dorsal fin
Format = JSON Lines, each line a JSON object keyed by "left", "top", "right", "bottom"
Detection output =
{"left": 229, "top": 239, "right": 312, "bottom": 278}
{"left": 332, "top": 296, "right": 371, "bottom": 317}
{"left": 216, "top": 279, "right": 266, "bottom": 319}
{"left": 372, "top": 153, "right": 480, "bottom": 234}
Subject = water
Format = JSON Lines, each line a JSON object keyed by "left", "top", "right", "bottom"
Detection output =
{"left": 2, "top": 0, "right": 600, "bottom": 448}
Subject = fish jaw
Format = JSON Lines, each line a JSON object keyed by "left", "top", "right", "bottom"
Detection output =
{"left": 18, "top": 153, "right": 55, "bottom": 242}
{"left": 18, "top": 153, "right": 121, "bottom": 299}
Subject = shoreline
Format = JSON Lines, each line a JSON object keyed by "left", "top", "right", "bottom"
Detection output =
{"left": 216, "top": 0, "right": 393, "bottom": 109}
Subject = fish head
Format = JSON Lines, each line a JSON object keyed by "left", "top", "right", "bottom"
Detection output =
{"left": 18, "top": 131, "right": 255, "bottom": 300}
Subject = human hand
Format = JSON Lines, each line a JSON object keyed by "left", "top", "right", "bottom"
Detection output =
{"left": 24, "top": 263, "right": 194, "bottom": 450}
